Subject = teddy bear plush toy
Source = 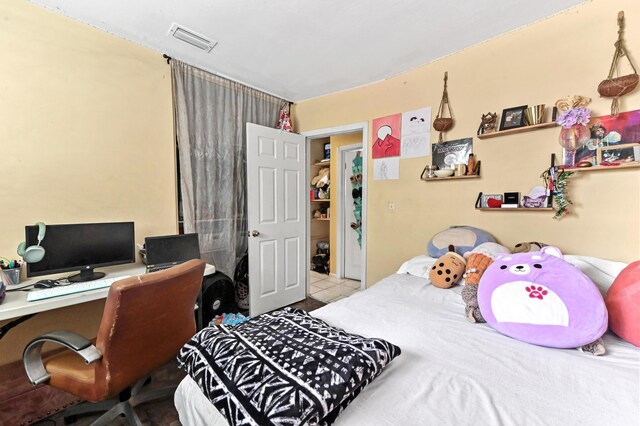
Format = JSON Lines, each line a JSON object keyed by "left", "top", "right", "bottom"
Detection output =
{"left": 512, "top": 241, "right": 548, "bottom": 253}
{"left": 461, "top": 242, "right": 511, "bottom": 323}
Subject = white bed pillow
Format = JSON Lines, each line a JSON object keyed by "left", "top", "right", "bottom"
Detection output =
{"left": 564, "top": 255, "right": 627, "bottom": 295}
{"left": 396, "top": 255, "right": 436, "bottom": 279}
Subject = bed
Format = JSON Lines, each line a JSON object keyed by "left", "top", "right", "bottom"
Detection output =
{"left": 175, "top": 255, "right": 640, "bottom": 426}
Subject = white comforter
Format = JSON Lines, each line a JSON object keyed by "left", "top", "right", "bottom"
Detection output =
{"left": 176, "top": 256, "right": 640, "bottom": 426}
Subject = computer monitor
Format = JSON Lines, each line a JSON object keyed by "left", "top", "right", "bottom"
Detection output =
{"left": 144, "top": 233, "right": 201, "bottom": 268}
{"left": 26, "top": 222, "right": 135, "bottom": 282}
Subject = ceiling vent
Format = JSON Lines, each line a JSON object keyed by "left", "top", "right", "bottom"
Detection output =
{"left": 168, "top": 23, "right": 217, "bottom": 52}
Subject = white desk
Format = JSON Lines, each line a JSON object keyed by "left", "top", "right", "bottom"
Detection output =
{"left": 0, "top": 264, "right": 147, "bottom": 322}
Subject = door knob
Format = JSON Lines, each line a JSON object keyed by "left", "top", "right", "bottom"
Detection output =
{"left": 251, "top": 230, "right": 260, "bottom": 237}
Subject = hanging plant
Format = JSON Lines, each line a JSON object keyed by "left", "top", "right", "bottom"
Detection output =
{"left": 552, "top": 170, "right": 574, "bottom": 219}
{"left": 597, "top": 11, "right": 638, "bottom": 116}
{"left": 433, "top": 72, "right": 455, "bottom": 143}
{"left": 541, "top": 166, "right": 574, "bottom": 219}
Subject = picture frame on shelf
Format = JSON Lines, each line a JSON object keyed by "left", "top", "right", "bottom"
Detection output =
{"left": 597, "top": 143, "right": 640, "bottom": 164}
{"left": 499, "top": 105, "right": 528, "bottom": 131}
{"left": 480, "top": 194, "right": 503, "bottom": 208}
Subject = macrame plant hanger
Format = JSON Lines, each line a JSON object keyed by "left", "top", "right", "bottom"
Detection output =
{"left": 433, "top": 72, "right": 455, "bottom": 143}
{"left": 598, "top": 11, "right": 638, "bottom": 116}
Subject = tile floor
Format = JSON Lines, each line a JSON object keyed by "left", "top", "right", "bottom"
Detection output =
{"left": 309, "top": 271, "right": 361, "bottom": 303}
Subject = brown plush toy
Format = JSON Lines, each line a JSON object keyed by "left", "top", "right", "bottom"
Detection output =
{"left": 461, "top": 242, "right": 511, "bottom": 323}
{"left": 513, "top": 241, "right": 548, "bottom": 253}
{"left": 429, "top": 245, "right": 466, "bottom": 289}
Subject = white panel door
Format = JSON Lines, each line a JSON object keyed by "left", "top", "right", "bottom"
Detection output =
{"left": 342, "top": 149, "right": 362, "bottom": 280}
{"left": 247, "top": 123, "right": 307, "bottom": 316}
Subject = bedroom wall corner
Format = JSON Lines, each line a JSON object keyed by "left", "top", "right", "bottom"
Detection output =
{"left": 292, "top": 0, "right": 640, "bottom": 285}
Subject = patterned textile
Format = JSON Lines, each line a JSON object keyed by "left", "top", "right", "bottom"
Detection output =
{"left": 178, "top": 308, "right": 401, "bottom": 426}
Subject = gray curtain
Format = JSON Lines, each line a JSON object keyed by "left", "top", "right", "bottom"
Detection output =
{"left": 172, "top": 60, "right": 285, "bottom": 276}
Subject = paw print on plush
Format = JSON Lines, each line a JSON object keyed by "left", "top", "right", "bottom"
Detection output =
{"left": 526, "top": 285, "right": 548, "bottom": 300}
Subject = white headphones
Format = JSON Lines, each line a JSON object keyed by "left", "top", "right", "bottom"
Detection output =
{"left": 17, "top": 222, "right": 46, "bottom": 263}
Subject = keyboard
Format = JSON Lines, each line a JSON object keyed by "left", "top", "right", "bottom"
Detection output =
{"left": 27, "top": 276, "right": 133, "bottom": 302}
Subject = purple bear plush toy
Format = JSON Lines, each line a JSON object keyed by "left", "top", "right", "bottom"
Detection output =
{"left": 478, "top": 246, "right": 607, "bottom": 355}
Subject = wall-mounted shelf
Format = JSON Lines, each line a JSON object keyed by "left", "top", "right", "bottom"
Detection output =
{"left": 560, "top": 162, "right": 640, "bottom": 172}
{"left": 476, "top": 207, "right": 554, "bottom": 212}
{"left": 312, "top": 162, "right": 331, "bottom": 167}
{"left": 312, "top": 218, "right": 331, "bottom": 222}
{"left": 311, "top": 199, "right": 331, "bottom": 203}
{"left": 421, "top": 175, "right": 481, "bottom": 182}
{"left": 477, "top": 122, "right": 558, "bottom": 139}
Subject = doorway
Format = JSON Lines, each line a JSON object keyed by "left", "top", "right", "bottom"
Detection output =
{"left": 302, "top": 122, "right": 368, "bottom": 302}
{"left": 340, "top": 145, "right": 362, "bottom": 281}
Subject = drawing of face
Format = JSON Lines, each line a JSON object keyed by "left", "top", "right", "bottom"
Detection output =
{"left": 406, "top": 115, "right": 429, "bottom": 134}
{"left": 377, "top": 125, "right": 393, "bottom": 141}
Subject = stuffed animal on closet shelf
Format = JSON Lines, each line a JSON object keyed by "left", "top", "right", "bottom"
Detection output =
{"left": 477, "top": 247, "right": 608, "bottom": 355}
{"left": 311, "top": 167, "right": 330, "bottom": 188}
{"left": 461, "top": 243, "right": 511, "bottom": 323}
{"left": 429, "top": 245, "right": 466, "bottom": 289}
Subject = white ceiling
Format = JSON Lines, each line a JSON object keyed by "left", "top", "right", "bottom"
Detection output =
{"left": 30, "top": 0, "right": 585, "bottom": 102}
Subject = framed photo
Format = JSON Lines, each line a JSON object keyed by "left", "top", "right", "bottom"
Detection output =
{"left": 597, "top": 143, "right": 640, "bottom": 164}
{"left": 481, "top": 194, "right": 503, "bottom": 208}
{"left": 499, "top": 105, "right": 528, "bottom": 131}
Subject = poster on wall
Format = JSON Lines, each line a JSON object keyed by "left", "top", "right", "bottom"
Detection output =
{"left": 431, "top": 138, "right": 472, "bottom": 170}
{"left": 372, "top": 114, "right": 402, "bottom": 158}
{"left": 373, "top": 157, "right": 400, "bottom": 180}
{"left": 401, "top": 107, "right": 431, "bottom": 158}
{"left": 569, "top": 109, "right": 640, "bottom": 165}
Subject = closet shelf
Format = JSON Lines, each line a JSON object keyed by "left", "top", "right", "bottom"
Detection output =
{"left": 311, "top": 199, "right": 331, "bottom": 203}
{"left": 312, "top": 218, "right": 331, "bottom": 222}
{"left": 312, "top": 162, "right": 331, "bottom": 167}
{"left": 477, "top": 122, "right": 558, "bottom": 139}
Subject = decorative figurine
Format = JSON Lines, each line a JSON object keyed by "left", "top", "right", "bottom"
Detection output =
{"left": 477, "top": 112, "right": 498, "bottom": 135}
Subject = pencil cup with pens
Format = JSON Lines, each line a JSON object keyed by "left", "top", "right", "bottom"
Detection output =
{"left": 1, "top": 258, "right": 24, "bottom": 286}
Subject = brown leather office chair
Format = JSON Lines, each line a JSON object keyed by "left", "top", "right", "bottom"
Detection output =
{"left": 23, "top": 259, "right": 205, "bottom": 425}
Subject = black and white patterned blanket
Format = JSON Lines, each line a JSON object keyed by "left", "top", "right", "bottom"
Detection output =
{"left": 178, "top": 307, "right": 401, "bottom": 426}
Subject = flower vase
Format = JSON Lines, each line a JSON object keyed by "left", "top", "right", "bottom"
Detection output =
{"left": 558, "top": 124, "right": 590, "bottom": 167}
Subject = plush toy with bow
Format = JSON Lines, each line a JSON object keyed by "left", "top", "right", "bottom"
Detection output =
{"left": 461, "top": 243, "right": 511, "bottom": 323}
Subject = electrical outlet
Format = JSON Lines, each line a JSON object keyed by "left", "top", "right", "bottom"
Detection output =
{"left": 388, "top": 201, "right": 395, "bottom": 212}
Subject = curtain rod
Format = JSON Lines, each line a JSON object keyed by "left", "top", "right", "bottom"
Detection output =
{"left": 162, "top": 53, "right": 292, "bottom": 104}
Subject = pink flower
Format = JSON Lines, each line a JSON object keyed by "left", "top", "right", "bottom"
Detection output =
{"left": 556, "top": 107, "right": 591, "bottom": 128}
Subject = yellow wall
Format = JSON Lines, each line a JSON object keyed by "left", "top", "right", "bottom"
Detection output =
{"left": 329, "top": 133, "right": 363, "bottom": 274}
{"left": 0, "top": 0, "right": 176, "bottom": 365}
{"left": 294, "top": 0, "right": 640, "bottom": 285}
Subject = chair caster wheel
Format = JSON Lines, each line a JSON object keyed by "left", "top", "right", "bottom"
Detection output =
{"left": 63, "top": 415, "right": 78, "bottom": 424}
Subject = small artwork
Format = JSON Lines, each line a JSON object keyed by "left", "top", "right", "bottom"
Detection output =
{"left": 481, "top": 194, "right": 503, "bottom": 208}
{"left": 372, "top": 114, "right": 402, "bottom": 158}
{"left": 401, "top": 107, "right": 431, "bottom": 158}
{"left": 571, "top": 109, "right": 640, "bottom": 165}
{"left": 499, "top": 105, "right": 528, "bottom": 131}
{"left": 597, "top": 143, "right": 640, "bottom": 164}
{"left": 373, "top": 157, "right": 399, "bottom": 180}
{"left": 431, "top": 138, "right": 472, "bottom": 170}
